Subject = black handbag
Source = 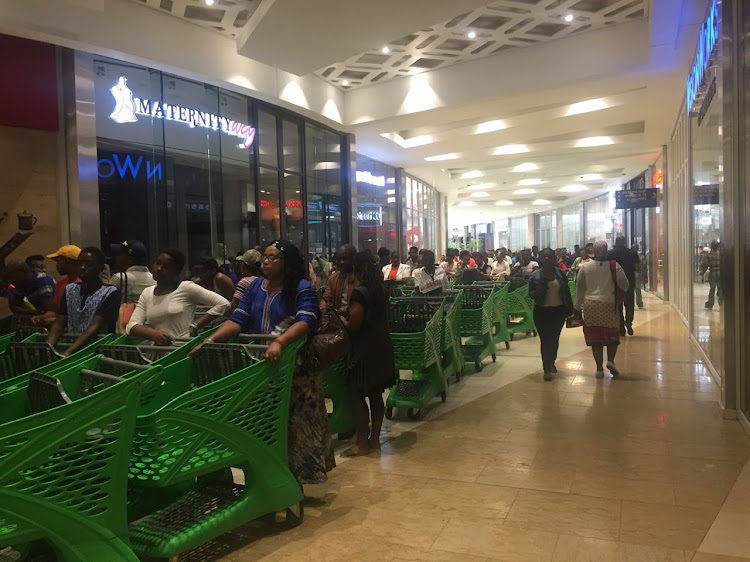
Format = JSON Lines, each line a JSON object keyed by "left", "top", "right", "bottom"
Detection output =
{"left": 302, "top": 295, "right": 350, "bottom": 371}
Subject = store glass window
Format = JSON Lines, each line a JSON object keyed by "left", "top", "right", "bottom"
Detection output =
{"left": 691, "top": 58, "right": 724, "bottom": 378}
{"left": 534, "top": 211, "right": 557, "bottom": 249}
{"left": 495, "top": 218, "right": 510, "bottom": 249}
{"left": 355, "top": 154, "right": 397, "bottom": 255}
{"left": 561, "top": 203, "right": 583, "bottom": 251}
{"left": 584, "top": 192, "right": 622, "bottom": 245}
{"left": 509, "top": 216, "right": 528, "bottom": 250}
{"left": 403, "top": 173, "right": 439, "bottom": 253}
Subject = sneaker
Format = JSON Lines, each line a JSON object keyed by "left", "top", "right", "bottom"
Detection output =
{"left": 543, "top": 372, "right": 553, "bottom": 381}
{"left": 626, "top": 325, "right": 634, "bottom": 336}
{"left": 606, "top": 361, "right": 619, "bottom": 377}
{"left": 595, "top": 370, "right": 604, "bottom": 379}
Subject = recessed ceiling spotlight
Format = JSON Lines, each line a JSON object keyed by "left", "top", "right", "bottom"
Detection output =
{"left": 518, "top": 178, "right": 545, "bottom": 186}
{"left": 564, "top": 13, "right": 574, "bottom": 22}
{"left": 576, "top": 136, "right": 613, "bottom": 147}
{"left": 578, "top": 173, "right": 603, "bottom": 181}
{"left": 458, "top": 201, "right": 477, "bottom": 207}
{"left": 566, "top": 99, "right": 608, "bottom": 116}
{"left": 475, "top": 120, "right": 506, "bottom": 135}
{"left": 512, "top": 163, "right": 538, "bottom": 173}
{"left": 514, "top": 188, "right": 536, "bottom": 195}
{"left": 533, "top": 199, "right": 551, "bottom": 205}
{"left": 468, "top": 31, "right": 477, "bottom": 39}
{"left": 341, "top": 80, "right": 349, "bottom": 86}
{"left": 460, "top": 170, "right": 484, "bottom": 179}
{"left": 381, "top": 46, "right": 390, "bottom": 54}
{"left": 470, "top": 191, "right": 490, "bottom": 198}
{"left": 493, "top": 144, "right": 529, "bottom": 155}
{"left": 424, "top": 153, "right": 459, "bottom": 162}
{"left": 559, "top": 184, "right": 588, "bottom": 193}
{"left": 496, "top": 200, "right": 513, "bottom": 206}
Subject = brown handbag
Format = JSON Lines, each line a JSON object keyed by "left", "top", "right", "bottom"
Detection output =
{"left": 302, "top": 295, "right": 350, "bottom": 371}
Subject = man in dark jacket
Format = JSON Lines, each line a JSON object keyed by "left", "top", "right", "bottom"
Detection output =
{"left": 607, "top": 236, "right": 640, "bottom": 336}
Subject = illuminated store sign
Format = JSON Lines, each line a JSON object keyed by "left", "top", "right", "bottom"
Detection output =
{"left": 356, "top": 170, "right": 386, "bottom": 187}
{"left": 98, "top": 153, "right": 162, "bottom": 181}
{"left": 109, "top": 77, "right": 256, "bottom": 148}
{"left": 686, "top": 0, "right": 718, "bottom": 112}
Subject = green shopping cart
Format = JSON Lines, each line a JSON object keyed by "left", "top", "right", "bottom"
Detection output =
{"left": 453, "top": 284, "right": 496, "bottom": 372}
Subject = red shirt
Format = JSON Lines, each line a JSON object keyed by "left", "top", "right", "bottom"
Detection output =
{"left": 387, "top": 266, "right": 399, "bottom": 280}
{"left": 53, "top": 275, "right": 70, "bottom": 306}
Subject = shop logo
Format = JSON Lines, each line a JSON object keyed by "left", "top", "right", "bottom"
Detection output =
{"left": 109, "top": 76, "right": 256, "bottom": 149}
{"left": 98, "top": 153, "right": 162, "bottom": 181}
{"left": 686, "top": 0, "right": 718, "bottom": 113}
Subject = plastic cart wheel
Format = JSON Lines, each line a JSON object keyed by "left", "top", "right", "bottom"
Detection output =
{"left": 440, "top": 391, "right": 447, "bottom": 403}
{"left": 385, "top": 407, "right": 393, "bottom": 420}
{"left": 505, "top": 341, "right": 510, "bottom": 349}
{"left": 285, "top": 501, "right": 304, "bottom": 528}
{"left": 492, "top": 353, "right": 496, "bottom": 363}
{"left": 406, "top": 408, "right": 421, "bottom": 420}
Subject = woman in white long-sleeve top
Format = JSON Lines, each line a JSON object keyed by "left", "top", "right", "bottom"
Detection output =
{"left": 573, "top": 240, "right": 629, "bottom": 379}
{"left": 126, "top": 248, "right": 229, "bottom": 345}
{"left": 381, "top": 251, "right": 411, "bottom": 281}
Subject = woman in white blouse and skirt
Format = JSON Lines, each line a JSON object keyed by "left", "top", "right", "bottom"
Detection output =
{"left": 127, "top": 248, "right": 229, "bottom": 345}
{"left": 573, "top": 240, "right": 629, "bottom": 379}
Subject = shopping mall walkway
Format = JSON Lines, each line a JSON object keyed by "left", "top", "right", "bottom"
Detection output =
{"left": 211, "top": 295, "right": 750, "bottom": 561}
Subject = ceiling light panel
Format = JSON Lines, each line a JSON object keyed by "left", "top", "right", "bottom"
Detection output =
{"left": 493, "top": 144, "right": 529, "bottom": 155}
{"left": 559, "top": 184, "right": 587, "bottom": 192}
{"left": 496, "top": 200, "right": 513, "bottom": 206}
{"left": 578, "top": 173, "right": 603, "bottom": 181}
{"left": 566, "top": 99, "right": 608, "bottom": 116}
{"left": 475, "top": 120, "right": 506, "bottom": 135}
{"left": 424, "top": 153, "right": 459, "bottom": 161}
{"left": 512, "top": 163, "right": 538, "bottom": 172}
{"left": 576, "top": 136, "right": 614, "bottom": 147}
{"left": 533, "top": 199, "right": 551, "bottom": 205}
{"left": 469, "top": 191, "right": 489, "bottom": 198}
{"left": 460, "top": 170, "right": 484, "bottom": 179}
{"left": 518, "top": 178, "right": 545, "bottom": 186}
{"left": 514, "top": 188, "right": 536, "bottom": 195}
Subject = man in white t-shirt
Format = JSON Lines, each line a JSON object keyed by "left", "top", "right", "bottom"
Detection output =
{"left": 413, "top": 250, "right": 449, "bottom": 294}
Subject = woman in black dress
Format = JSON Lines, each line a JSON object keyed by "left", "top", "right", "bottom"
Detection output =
{"left": 342, "top": 251, "right": 396, "bottom": 456}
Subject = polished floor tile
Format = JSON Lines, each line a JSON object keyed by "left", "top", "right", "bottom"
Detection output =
{"left": 204, "top": 296, "right": 750, "bottom": 561}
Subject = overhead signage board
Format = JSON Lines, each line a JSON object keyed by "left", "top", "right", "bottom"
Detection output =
{"left": 109, "top": 76, "right": 256, "bottom": 148}
{"left": 615, "top": 188, "right": 658, "bottom": 209}
{"left": 694, "top": 184, "right": 720, "bottom": 205}
{"left": 355, "top": 170, "right": 386, "bottom": 187}
{"left": 686, "top": 0, "right": 718, "bottom": 113}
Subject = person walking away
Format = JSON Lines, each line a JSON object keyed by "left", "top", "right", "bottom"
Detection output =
{"left": 194, "top": 258, "right": 235, "bottom": 301}
{"left": 413, "top": 250, "right": 449, "bottom": 294}
{"left": 382, "top": 251, "right": 410, "bottom": 281}
{"left": 342, "top": 252, "right": 396, "bottom": 456}
{"left": 574, "top": 241, "right": 629, "bottom": 379}
{"left": 46, "top": 247, "right": 120, "bottom": 356}
{"left": 631, "top": 243, "right": 644, "bottom": 309}
{"left": 529, "top": 249, "right": 573, "bottom": 381}
{"left": 702, "top": 241, "right": 721, "bottom": 309}
{"left": 322, "top": 244, "right": 359, "bottom": 314}
{"left": 189, "top": 240, "right": 333, "bottom": 485}
{"left": 230, "top": 249, "right": 263, "bottom": 312}
{"left": 127, "top": 248, "right": 229, "bottom": 344}
{"left": 607, "top": 236, "right": 639, "bottom": 335}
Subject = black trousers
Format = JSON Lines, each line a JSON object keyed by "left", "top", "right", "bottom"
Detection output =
{"left": 618, "top": 284, "right": 635, "bottom": 329}
{"left": 533, "top": 306, "right": 567, "bottom": 373}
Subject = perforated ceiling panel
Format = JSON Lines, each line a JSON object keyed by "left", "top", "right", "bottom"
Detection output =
{"left": 317, "top": 0, "right": 648, "bottom": 89}
{"left": 129, "top": 0, "right": 261, "bottom": 39}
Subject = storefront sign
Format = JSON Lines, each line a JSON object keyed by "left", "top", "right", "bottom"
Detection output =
{"left": 652, "top": 168, "right": 664, "bottom": 188}
{"left": 694, "top": 184, "right": 720, "bottom": 205}
{"left": 686, "top": 0, "right": 718, "bottom": 113}
{"left": 109, "top": 76, "right": 256, "bottom": 148}
{"left": 615, "top": 188, "right": 658, "bottom": 209}
{"left": 356, "top": 170, "right": 385, "bottom": 187}
{"left": 97, "top": 153, "right": 162, "bottom": 181}
{"left": 357, "top": 210, "right": 382, "bottom": 222}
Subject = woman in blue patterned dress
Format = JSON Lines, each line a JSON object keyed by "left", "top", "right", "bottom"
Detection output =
{"left": 190, "top": 240, "right": 333, "bottom": 484}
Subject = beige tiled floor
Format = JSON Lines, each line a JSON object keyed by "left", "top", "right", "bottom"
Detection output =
{"left": 206, "top": 294, "right": 750, "bottom": 561}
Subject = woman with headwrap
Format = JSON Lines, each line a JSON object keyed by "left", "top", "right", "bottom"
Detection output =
{"left": 573, "top": 240, "right": 629, "bottom": 379}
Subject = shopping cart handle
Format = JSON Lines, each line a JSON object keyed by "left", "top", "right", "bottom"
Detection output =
{"left": 99, "top": 357, "right": 151, "bottom": 371}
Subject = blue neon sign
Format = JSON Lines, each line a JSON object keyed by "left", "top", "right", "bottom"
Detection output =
{"left": 686, "top": 0, "right": 718, "bottom": 113}
{"left": 97, "top": 153, "right": 162, "bottom": 181}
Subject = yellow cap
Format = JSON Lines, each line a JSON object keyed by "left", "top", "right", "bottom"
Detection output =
{"left": 46, "top": 245, "right": 82, "bottom": 260}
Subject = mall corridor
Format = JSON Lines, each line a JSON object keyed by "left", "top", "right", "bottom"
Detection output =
{"left": 210, "top": 296, "right": 750, "bottom": 561}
